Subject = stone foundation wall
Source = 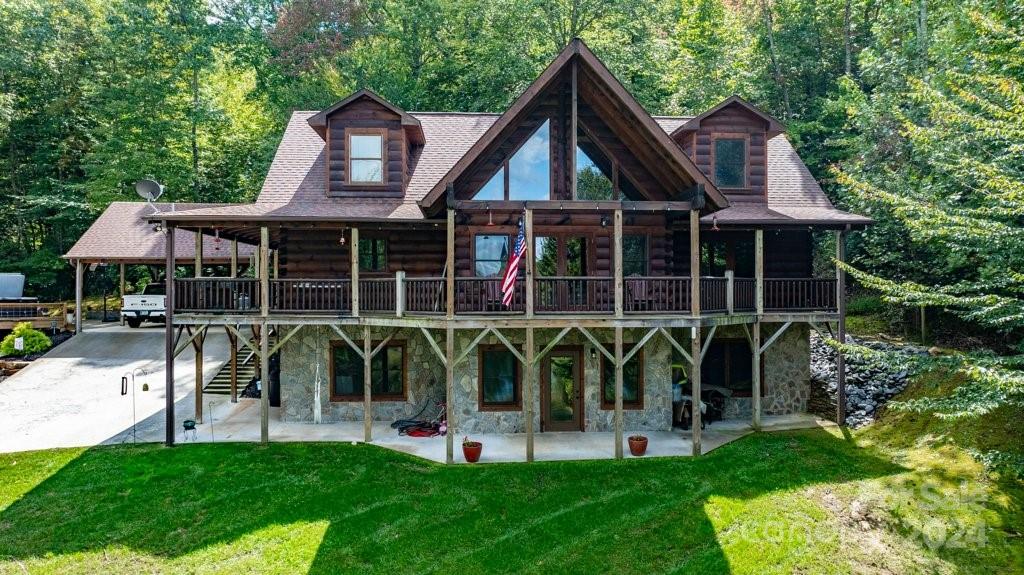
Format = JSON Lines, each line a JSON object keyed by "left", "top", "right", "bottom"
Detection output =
{"left": 279, "top": 326, "right": 444, "bottom": 423}
{"left": 277, "top": 323, "right": 808, "bottom": 432}
{"left": 707, "top": 323, "right": 810, "bottom": 420}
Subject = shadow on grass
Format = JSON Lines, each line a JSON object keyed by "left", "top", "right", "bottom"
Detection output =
{"left": 0, "top": 430, "right": 904, "bottom": 574}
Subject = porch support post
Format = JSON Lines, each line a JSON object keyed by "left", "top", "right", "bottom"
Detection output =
{"left": 194, "top": 228, "right": 203, "bottom": 278}
{"left": 119, "top": 263, "right": 126, "bottom": 326}
{"left": 445, "top": 326, "right": 455, "bottom": 463}
{"left": 614, "top": 209, "right": 623, "bottom": 318}
{"left": 74, "top": 259, "right": 84, "bottom": 334}
{"left": 690, "top": 209, "right": 700, "bottom": 318}
{"left": 273, "top": 249, "right": 279, "bottom": 280}
{"left": 395, "top": 271, "right": 406, "bottom": 317}
{"left": 350, "top": 227, "right": 360, "bottom": 317}
{"left": 164, "top": 227, "right": 176, "bottom": 446}
{"left": 836, "top": 229, "right": 847, "bottom": 426}
{"left": 259, "top": 226, "right": 270, "bottom": 444}
{"left": 260, "top": 320, "right": 269, "bottom": 444}
{"left": 614, "top": 326, "right": 624, "bottom": 459}
{"left": 193, "top": 327, "right": 204, "bottom": 424}
{"left": 690, "top": 326, "right": 702, "bottom": 455}
{"left": 227, "top": 325, "right": 238, "bottom": 403}
{"left": 363, "top": 325, "right": 372, "bottom": 442}
{"left": 725, "top": 270, "right": 734, "bottom": 314}
{"left": 230, "top": 238, "right": 238, "bottom": 277}
{"left": 446, "top": 210, "right": 455, "bottom": 319}
{"left": 525, "top": 327, "right": 535, "bottom": 462}
{"left": 755, "top": 229, "right": 764, "bottom": 315}
{"left": 752, "top": 320, "right": 761, "bottom": 430}
{"left": 525, "top": 209, "right": 534, "bottom": 318}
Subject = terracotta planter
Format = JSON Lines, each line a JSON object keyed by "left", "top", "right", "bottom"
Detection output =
{"left": 462, "top": 441, "right": 482, "bottom": 463}
{"left": 628, "top": 435, "right": 648, "bottom": 457}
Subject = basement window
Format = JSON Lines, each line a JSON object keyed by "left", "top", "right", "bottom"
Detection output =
{"left": 347, "top": 129, "right": 385, "bottom": 184}
{"left": 479, "top": 346, "right": 521, "bottom": 410}
{"left": 330, "top": 340, "right": 406, "bottom": 401}
{"left": 601, "top": 345, "right": 643, "bottom": 409}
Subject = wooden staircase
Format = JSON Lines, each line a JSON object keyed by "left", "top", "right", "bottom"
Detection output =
{"left": 203, "top": 330, "right": 276, "bottom": 396}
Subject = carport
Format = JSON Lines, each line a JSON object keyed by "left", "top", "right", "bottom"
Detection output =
{"left": 63, "top": 201, "right": 257, "bottom": 334}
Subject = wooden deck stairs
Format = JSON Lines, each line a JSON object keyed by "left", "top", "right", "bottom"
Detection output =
{"left": 204, "top": 330, "right": 277, "bottom": 396}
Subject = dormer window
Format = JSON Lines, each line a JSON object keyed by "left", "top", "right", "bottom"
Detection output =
{"left": 347, "top": 129, "right": 385, "bottom": 184}
{"left": 714, "top": 137, "right": 746, "bottom": 188}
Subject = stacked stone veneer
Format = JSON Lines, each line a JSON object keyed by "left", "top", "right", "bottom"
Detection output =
{"left": 717, "top": 323, "right": 811, "bottom": 419}
{"left": 280, "top": 326, "right": 445, "bottom": 423}
{"left": 279, "top": 323, "right": 811, "bottom": 433}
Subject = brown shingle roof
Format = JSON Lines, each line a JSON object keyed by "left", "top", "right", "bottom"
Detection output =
{"left": 64, "top": 202, "right": 257, "bottom": 263}
{"left": 155, "top": 112, "right": 868, "bottom": 227}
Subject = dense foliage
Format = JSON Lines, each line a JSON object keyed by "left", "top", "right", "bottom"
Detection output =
{"left": 0, "top": 322, "right": 52, "bottom": 357}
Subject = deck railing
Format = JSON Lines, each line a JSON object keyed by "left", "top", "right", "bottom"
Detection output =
{"left": 455, "top": 277, "right": 525, "bottom": 313}
{"left": 700, "top": 277, "right": 729, "bottom": 313}
{"left": 175, "top": 278, "right": 260, "bottom": 313}
{"left": 733, "top": 278, "right": 756, "bottom": 311}
{"left": 270, "top": 279, "right": 350, "bottom": 313}
{"left": 624, "top": 277, "right": 690, "bottom": 313}
{"left": 359, "top": 278, "right": 395, "bottom": 313}
{"left": 535, "top": 276, "right": 614, "bottom": 314}
{"left": 405, "top": 277, "right": 446, "bottom": 314}
{"left": 763, "top": 278, "right": 837, "bottom": 311}
{"left": 174, "top": 275, "right": 840, "bottom": 316}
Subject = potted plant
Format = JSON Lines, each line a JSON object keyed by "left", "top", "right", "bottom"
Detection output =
{"left": 628, "top": 435, "right": 648, "bottom": 456}
{"left": 462, "top": 436, "right": 482, "bottom": 463}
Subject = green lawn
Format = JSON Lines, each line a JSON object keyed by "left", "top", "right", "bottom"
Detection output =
{"left": 0, "top": 427, "right": 1020, "bottom": 574}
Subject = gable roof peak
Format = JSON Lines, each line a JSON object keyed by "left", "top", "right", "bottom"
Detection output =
{"left": 306, "top": 88, "right": 425, "bottom": 143}
{"left": 674, "top": 94, "right": 785, "bottom": 136}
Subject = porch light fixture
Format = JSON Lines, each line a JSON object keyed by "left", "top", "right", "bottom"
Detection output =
{"left": 600, "top": 216, "right": 609, "bottom": 228}
{"left": 339, "top": 228, "right": 347, "bottom": 246}
{"left": 486, "top": 205, "right": 495, "bottom": 226}
{"left": 711, "top": 215, "right": 720, "bottom": 232}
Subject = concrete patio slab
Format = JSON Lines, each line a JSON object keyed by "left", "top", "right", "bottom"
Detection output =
{"left": 172, "top": 395, "right": 834, "bottom": 464}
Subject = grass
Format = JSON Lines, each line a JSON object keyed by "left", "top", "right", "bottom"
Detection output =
{"left": 0, "top": 427, "right": 1020, "bottom": 574}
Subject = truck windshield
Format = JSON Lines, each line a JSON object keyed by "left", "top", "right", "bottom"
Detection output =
{"left": 142, "top": 284, "right": 166, "bottom": 295}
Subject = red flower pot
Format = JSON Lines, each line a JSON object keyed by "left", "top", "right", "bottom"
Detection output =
{"left": 463, "top": 441, "right": 482, "bottom": 463}
{"left": 628, "top": 435, "right": 648, "bottom": 457}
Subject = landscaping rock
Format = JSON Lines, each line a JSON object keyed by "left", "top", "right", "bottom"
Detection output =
{"left": 809, "top": 333, "right": 928, "bottom": 428}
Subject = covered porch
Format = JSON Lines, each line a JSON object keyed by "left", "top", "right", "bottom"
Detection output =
{"left": 172, "top": 397, "right": 835, "bottom": 464}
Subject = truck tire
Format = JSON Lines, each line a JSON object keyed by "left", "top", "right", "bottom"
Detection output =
{"left": 126, "top": 318, "right": 142, "bottom": 328}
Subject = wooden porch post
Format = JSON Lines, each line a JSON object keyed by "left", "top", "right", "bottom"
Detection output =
{"left": 445, "top": 326, "right": 455, "bottom": 463}
{"left": 689, "top": 208, "right": 702, "bottom": 455}
{"left": 614, "top": 209, "right": 623, "bottom": 318}
{"left": 446, "top": 210, "right": 455, "bottom": 319}
{"left": 525, "top": 209, "right": 534, "bottom": 318}
{"left": 119, "top": 263, "right": 126, "bottom": 326}
{"left": 194, "top": 228, "right": 203, "bottom": 278}
{"left": 525, "top": 327, "right": 535, "bottom": 462}
{"left": 227, "top": 326, "right": 238, "bottom": 403}
{"left": 350, "top": 227, "right": 360, "bottom": 317}
{"left": 755, "top": 230, "right": 764, "bottom": 315}
{"left": 753, "top": 228, "right": 764, "bottom": 429}
{"left": 614, "top": 326, "right": 624, "bottom": 458}
{"left": 164, "top": 226, "right": 176, "bottom": 446}
{"left": 273, "top": 249, "right": 279, "bottom": 280}
{"left": 230, "top": 238, "right": 238, "bottom": 277}
{"left": 74, "top": 260, "right": 84, "bottom": 334}
{"left": 259, "top": 226, "right": 270, "bottom": 444}
{"left": 690, "top": 326, "right": 702, "bottom": 455}
{"left": 751, "top": 321, "right": 761, "bottom": 429}
{"left": 194, "top": 328, "right": 204, "bottom": 424}
{"left": 836, "top": 229, "right": 847, "bottom": 426}
{"left": 395, "top": 271, "right": 406, "bottom": 317}
{"left": 363, "top": 325, "right": 372, "bottom": 442}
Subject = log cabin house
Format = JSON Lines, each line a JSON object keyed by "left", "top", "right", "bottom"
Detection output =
{"left": 147, "top": 39, "right": 870, "bottom": 462}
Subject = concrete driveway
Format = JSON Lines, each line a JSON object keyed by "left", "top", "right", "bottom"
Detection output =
{"left": 0, "top": 322, "right": 229, "bottom": 452}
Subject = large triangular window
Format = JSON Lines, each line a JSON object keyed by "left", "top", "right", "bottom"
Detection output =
{"left": 509, "top": 120, "right": 551, "bottom": 200}
{"left": 575, "top": 146, "right": 613, "bottom": 201}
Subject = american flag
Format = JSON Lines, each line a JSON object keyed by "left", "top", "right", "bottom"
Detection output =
{"left": 501, "top": 216, "right": 527, "bottom": 307}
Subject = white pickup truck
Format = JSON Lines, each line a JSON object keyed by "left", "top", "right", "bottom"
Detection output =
{"left": 121, "top": 283, "right": 166, "bottom": 328}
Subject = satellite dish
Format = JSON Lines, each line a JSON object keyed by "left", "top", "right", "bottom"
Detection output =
{"left": 135, "top": 179, "right": 164, "bottom": 202}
